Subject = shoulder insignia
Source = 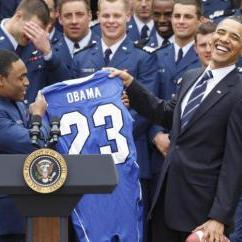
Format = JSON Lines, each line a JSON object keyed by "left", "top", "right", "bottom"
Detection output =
{"left": 73, "top": 41, "right": 96, "bottom": 55}
{"left": 237, "top": 67, "right": 242, "bottom": 73}
{"left": 134, "top": 38, "right": 150, "bottom": 48}
{"left": 176, "top": 77, "right": 183, "bottom": 85}
{"left": 142, "top": 45, "right": 156, "bottom": 53}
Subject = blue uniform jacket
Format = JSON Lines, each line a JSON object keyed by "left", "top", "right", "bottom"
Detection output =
{"left": 127, "top": 17, "right": 157, "bottom": 43}
{"left": 73, "top": 37, "right": 159, "bottom": 178}
{"left": 201, "top": 0, "right": 232, "bottom": 19}
{"left": 0, "top": 98, "right": 33, "bottom": 235}
{"left": 0, "top": 96, "right": 49, "bottom": 235}
{"left": 0, "top": 27, "right": 53, "bottom": 103}
{"left": 149, "top": 44, "right": 201, "bottom": 175}
{"left": 0, "top": 0, "right": 20, "bottom": 21}
{"left": 46, "top": 32, "right": 98, "bottom": 85}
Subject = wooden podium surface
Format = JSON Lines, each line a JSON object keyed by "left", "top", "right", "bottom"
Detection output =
{"left": 32, "top": 218, "right": 60, "bottom": 242}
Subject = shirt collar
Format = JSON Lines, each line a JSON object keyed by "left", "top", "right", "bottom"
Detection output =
{"left": 1, "top": 18, "right": 18, "bottom": 50}
{"left": 206, "top": 64, "right": 236, "bottom": 83}
{"left": 156, "top": 33, "right": 175, "bottom": 47}
{"left": 64, "top": 30, "right": 92, "bottom": 56}
{"left": 174, "top": 41, "right": 194, "bottom": 60}
{"left": 133, "top": 14, "right": 154, "bottom": 34}
{"left": 101, "top": 34, "right": 127, "bottom": 56}
{"left": 48, "top": 27, "right": 56, "bottom": 40}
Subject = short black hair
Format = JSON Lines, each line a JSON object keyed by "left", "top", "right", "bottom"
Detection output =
{"left": 0, "top": 50, "right": 20, "bottom": 77}
{"left": 16, "top": 0, "right": 50, "bottom": 27}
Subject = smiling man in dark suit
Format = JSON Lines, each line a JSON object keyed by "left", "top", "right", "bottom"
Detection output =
{"left": 108, "top": 15, "right": 242, "bottom": 242}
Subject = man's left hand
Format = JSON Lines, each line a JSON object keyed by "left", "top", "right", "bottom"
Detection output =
{"left": 193, "top": 219, "right": 225, "bottom": 242}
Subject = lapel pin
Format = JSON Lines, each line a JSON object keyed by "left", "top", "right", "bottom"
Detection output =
{"left": 122, "top": 46, "right": 127, "bottom": 50}
{"left": 216, "top": 90, "right": 222, "bottom": 94}
{"left": 32, "top": 50, "right": 38, "bottom": 55}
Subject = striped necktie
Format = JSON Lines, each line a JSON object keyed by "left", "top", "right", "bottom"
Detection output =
{"left": 180, "top": 70, "right": 213, "bottom": 129}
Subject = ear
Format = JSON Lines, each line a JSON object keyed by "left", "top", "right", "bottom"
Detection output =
{"left": 126, "top": 12, "right": 131, "bottom": 22}
{"left": 58, "top": 15, "right": 63, "bottom": 26}
{"left": 88, "top": 10, "right": 92, "bottom": 22}
{"left": 14, "top": 10, "right": 24, "bottom": 21}
{"left": 0, "top": 75, "right": 6, "bottom": 88}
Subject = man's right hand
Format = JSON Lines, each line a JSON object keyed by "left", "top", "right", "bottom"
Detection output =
{"left": 153, "top": 132, "right": 170, "bottom": 157}
{"left": 29, "top": 91, "right": 48, "bottom": 117}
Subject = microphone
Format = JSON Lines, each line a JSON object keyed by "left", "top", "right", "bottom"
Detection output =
{"left": 30, "top": 115, "right": 42, "bottom": 146}
{"left": 49, "top": 117, "right": 61, "bottom": 144}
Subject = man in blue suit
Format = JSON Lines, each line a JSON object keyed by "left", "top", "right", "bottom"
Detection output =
{"left": 149, "top": 0, "right": 201, "bottom": 202}
{"left": 0, "top": 0, "right": 52, "bottom": 103}
{"left": 73, "top": 0, "right": 158, "bottom": 240}
{"left": 46, "top": 0, "right": 98, "bottom": 84}
{"left": 127, "top": 0, "right": 158, "bottom": 47}
{"left": 0, "top": 50, "right": 48, "bottom": 242}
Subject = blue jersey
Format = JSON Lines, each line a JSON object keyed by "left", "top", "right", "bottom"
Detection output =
{"left": 42, "top": 70, "right": 143, "bottom": 242}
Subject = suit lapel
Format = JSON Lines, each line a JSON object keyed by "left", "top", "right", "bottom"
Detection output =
{"left": 15, "top": 102, "right": 28, "bottom": 127}
{"left": 179, "top": 69, "right": 238, "bottom": 135}
{"left": 90, "top": 41, "right": 106, "bottom": 68}
{"left": 110, "top": 38, "right": 130, "bottom": 67}
{"left": 176, "top": 47, "right": 198, "bottom": 74}
{"left": 172, "top": 69, "right": 204, "bottom": 136}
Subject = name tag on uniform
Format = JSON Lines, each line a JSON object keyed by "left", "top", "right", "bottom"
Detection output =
{"left": 81, "top": 68, "right": 96, "bottom": 73}
{"left": 16, "top": 120, "right": 24, "bottom": 125}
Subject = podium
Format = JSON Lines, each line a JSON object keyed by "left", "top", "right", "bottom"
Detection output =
{"left": 0, "top": 153, "right": 118, "bottom": 242}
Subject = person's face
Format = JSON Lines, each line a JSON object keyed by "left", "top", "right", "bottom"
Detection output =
{"left": 0, "top": 60, "right": 29, "bottom": 101}
{"left": 59, "top": 1, "right": 92, "bottom": 42}
{"left": 133, "top": 0, "right": 153, "bottom": 22}
{"left": 210, "top": 19, "right": 242, "bottom": 69}
{"left": 44, "top": 0, "right": 58, "bottom": 32}
{"left": 98, "top": 0, "right": 130, "bottom": 45}
{"left": 171, "top": 3, "right": 200, "bottom": 41}
{"left": 15, "top": 14, "right": 45, "bottom": 46}
{"left": 194, "top": 33, "right": 213, "bottom": 66}
{"left": 153, "top": 0, "right": 173, "bottom": 38}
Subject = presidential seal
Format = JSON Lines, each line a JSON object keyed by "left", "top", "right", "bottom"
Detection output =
{"left": 23, "top": 148, "right": 67, "bottom": 193}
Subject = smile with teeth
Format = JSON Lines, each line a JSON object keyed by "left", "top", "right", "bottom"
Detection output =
{"left": 216, "top": 44, "right": 229, "bottom": 53}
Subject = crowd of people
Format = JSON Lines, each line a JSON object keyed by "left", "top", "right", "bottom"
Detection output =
{"left": 0, "top": 0, "right": 242, "bottom": 242}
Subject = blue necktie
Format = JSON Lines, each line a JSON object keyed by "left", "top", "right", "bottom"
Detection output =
{"left": 16, "top": 45, "right": 23, "bottom": 57}
{"left": 104, "top": 48, "right": 112, "bottom": 66}
{"left": 181, "top": 70, "right": 213, "bottom": 129}
{"left": 141, "top": 25, "right": 149, "bottom": 39}
{"left": 176, "top": 48, "right": 183, "bottom": 64}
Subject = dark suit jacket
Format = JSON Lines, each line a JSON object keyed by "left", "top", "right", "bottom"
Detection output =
{"left": 149, "top": 44, "right": 201, "bottom": 176}
{"left": 126, "top": 67, "right": 242, "bottom": 231}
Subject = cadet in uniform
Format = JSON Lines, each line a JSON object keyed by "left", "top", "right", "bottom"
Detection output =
{"left": 73, "top": 0, "right": 158, "bottom": 241}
